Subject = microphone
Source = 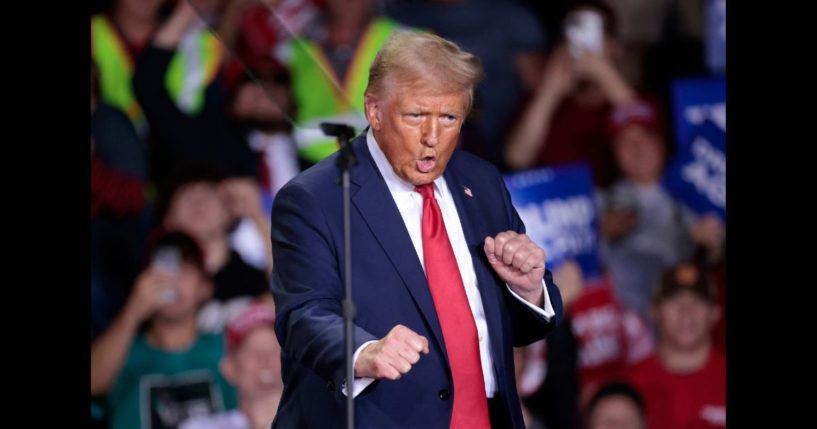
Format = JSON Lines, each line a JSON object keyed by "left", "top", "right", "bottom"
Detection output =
{"left": 322, "top": 122, "right": 358, "bottom": 170}
{"left": 320, "top": 122, "right": 356, "bottom": 141}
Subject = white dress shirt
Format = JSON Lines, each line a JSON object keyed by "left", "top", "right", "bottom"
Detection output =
{"left": 344, "top": 129, "right": 555, "bottom": 397}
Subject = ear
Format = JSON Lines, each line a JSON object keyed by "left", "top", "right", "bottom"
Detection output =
{"left": 364, "top": 93, "right": 382, "bottom": 131}
{"left": 220, "top": 356, "right": 236, "bottom": 383}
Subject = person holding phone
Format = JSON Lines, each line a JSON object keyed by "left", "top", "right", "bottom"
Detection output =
{"left": 90, "top": 230, "right": 238, "bottom": 429}
{"left": 505, "top": 0, "right": 639, "bottom": 188}
{"left": 599, "top": 98, "right": 724, "bottom": 321}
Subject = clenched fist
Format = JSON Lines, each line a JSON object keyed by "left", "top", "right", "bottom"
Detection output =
{"left": 355, "top": 325, "right": 429, "bottom": 380}
{"left": 484, "top": 231, "right": 546, "bottom": 306}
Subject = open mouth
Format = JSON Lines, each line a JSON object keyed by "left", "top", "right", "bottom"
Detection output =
{"left": 416, "top": 156, "right": 437, "bottom": 173}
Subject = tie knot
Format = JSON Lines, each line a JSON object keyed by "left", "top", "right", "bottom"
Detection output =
{"left": 414, "top": 183, "right": 435, "bottom": 200}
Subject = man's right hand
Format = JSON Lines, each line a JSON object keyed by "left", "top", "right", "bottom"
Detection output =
{"left": 355, "top": 325, "right": 429, "bottom": 380}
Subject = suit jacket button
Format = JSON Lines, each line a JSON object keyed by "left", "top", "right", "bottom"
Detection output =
{"left": 438, "top": 389, "right": 450, "bottom": 400}
{"left": 327, "top": 380, "right": 335, "bottom": 391}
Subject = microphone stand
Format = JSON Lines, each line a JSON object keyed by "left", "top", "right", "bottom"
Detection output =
{"left": 320, "top": 122, "right": 358, "bottom": 429}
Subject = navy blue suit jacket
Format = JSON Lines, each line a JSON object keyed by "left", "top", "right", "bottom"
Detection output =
{"left": 270, "top": 135, "right": 564, "bottom": 428}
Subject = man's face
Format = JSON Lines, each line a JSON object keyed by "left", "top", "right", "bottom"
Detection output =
{"left": 587, "top": 395, "right": 645, "bottom": 429}
{"left": 165, "top": 182, "right": 230, "bottom": 241}
{"left": 224, "top": 327, "right": 282, "bottom": 397}
{"left": 365, "top": 82, "right": 468, "bottom": 186}
{"left": 654, "top": 291, "right": 719, "bottom": 351}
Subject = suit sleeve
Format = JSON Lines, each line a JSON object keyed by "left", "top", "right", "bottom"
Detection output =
{"left": 270, "top": 180, "right": 378, "bottom": 398}
{"left": 496, "top": 172, "right": 565, "bottom": 347}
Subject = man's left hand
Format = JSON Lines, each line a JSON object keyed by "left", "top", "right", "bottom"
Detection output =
{"left": 483, "top": 231, "right": 545, "bottom": 306}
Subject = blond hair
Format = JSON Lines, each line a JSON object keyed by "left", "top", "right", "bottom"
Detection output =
{"left": 365, "top": 31, "right": 484, "bottom": 111}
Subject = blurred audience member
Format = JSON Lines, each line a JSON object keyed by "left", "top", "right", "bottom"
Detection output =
{"left": 160, "top": 166, "right": 273, "bottom": 332}
{"left": 505, "top": 0, "right": 634, "bottom": 186}
{"left": 132, "top": 0, "right": 258, "bottom": 186}
{"left": 221, "top": 0, "right": 319, "bottom": 88}
{"left": 91, "top": 60, "right": 151, "bottom": 338}
{"left": 568, "top": 274, "right": 654, "bottom": 407}
{"left": 181, "top": 304, "right": 282, "bottom": 429}
{"left": 90, "top": 231, "right": 238, "bottom": 429}
{"left": 519, "top": 261, "right": 654, "bottom": 428}
{"left": 229, "top": 65, "right": 300, "bottom": 208}
{"left": 276, "top": 0, "right": 407, "bottom": 164}
{"left": 628, "top": 263, "right": 726, "bottom": 429}
{"left": 91, "top": 0, "right": 168, "bottom": 135}
{"left": 583, "top": 381, "right": 646, "bottom": 429}
{"left": 599, "top": 98, "right": 724, "bottom": 320}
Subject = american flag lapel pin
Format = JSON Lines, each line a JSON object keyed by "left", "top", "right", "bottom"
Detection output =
{"left": 463, "top": 186, "right": 473, "bottom": 198}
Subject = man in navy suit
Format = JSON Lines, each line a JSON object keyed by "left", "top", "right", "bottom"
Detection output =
{"left": 270, "top": 31, "right": 564, "bottom": 428}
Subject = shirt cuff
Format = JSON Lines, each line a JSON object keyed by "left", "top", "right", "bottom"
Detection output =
{"left": 506, "top": 279, "right": 555, "bottom": 320}
{"left": 341, "top": 340, "right": 379, "bottom": 397}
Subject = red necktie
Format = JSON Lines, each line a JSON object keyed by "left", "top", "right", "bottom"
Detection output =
{"left": 415, "top": 183, "right": 491, "bottom": 428}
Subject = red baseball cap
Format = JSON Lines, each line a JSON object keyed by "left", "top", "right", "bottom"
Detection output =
{"left": 225, "top": 303, "right": 277, "bottom": 354}
{"left": 607, "top": 98, "right": 665, "bottom": 141}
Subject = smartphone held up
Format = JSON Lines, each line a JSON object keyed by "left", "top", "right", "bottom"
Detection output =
{"left": 565, "top": 9, "right": 604, "bottom": 58}
{"left": 152, "top": 246, "right": 181, "bottom": 304}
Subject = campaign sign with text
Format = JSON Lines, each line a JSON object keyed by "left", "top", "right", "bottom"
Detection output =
{"left": 666, "top": 77, "right": 726, "bottom": 220}
{"left": 670, "top": 76, "right": 725, "bottom": 147}
{"left": 663, "top": 120, "right": 725, "bottom": 220}
{"left": 504, "top": 163, "right": 601, "bottom": 280}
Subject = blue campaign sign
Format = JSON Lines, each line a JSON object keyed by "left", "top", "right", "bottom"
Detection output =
{"left": 670, "top": 76, "right": 725, "bottom": 149}
{"left": 666, "top": 77, "right": 726, "bottom": 220}
{"left": 504, "top": 163, "right": 602, "bottom": 279}
{"left": 663, "top": 120, "right": 725, "bottom": 220}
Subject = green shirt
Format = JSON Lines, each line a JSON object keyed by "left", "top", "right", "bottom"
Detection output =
{"left": 108, "top": 333, "right": 237, "bottom": 429}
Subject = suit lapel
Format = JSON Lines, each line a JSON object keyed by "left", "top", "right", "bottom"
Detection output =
{"left": 350, "top": 137, "right": 449, "bottom": 362}
{"left": 443, "top": 154, "right": 509, "bottom": 377}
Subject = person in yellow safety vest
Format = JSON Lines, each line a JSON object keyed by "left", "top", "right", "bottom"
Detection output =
{"left": 91, "top": 3, "right": 222, "bottom": 137}
{"left": 277, "top": 0, "right": 412, "bottom": 164}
